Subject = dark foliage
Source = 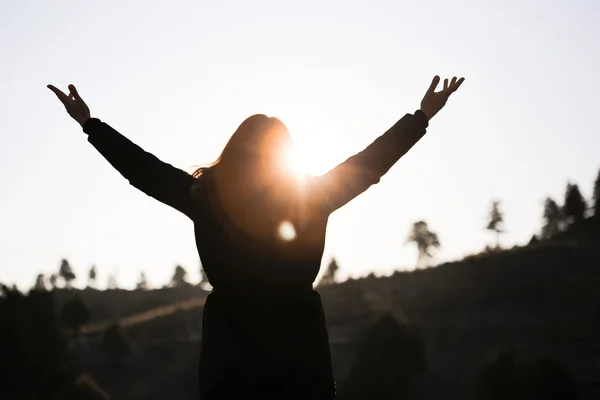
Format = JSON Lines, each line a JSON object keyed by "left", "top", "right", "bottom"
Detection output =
{"left": 59, "top": 259, "right": 76, "bottom": 289}
{"left": 474, "top": 347, "right": 580, "bottom": 400}
{"left": 88, "top": 266, "right": 97, "bottom": 288}
{"left": 339, "top": 312, "right": 426, "bottom": 400}
{"left": 320, "top": 258, "right": 340, "bottom": 286}
{"left": 563, "top": 183, "right": 586, "bottom": 228}
{"left": 541, "top": 197, "right": 564, "bottom": 239}
{"left": 60, "top": 296, "right": 91, "bottom": 333}
{"left": 528, "top": 235, "right": 539, "bottom": 245}
{"left": 170, "top": 265, "right": 189, "bottom": 287}
{"left": 593, "top": 168, "right": 600, "bottom": 220}
{"left": 101, "top": 322, "right": 132, "bottom": 361}
{"left": 0, "top": 286, "right": 106, "bottom": 399}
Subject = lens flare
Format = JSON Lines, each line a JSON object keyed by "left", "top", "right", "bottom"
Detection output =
{"left": 278, "top": 220, "right": 297, "bottom": 241}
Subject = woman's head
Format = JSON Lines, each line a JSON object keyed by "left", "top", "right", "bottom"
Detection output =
{"left": 192, "top": 114, "right": 298, "bottom": 247}
{"left": 194, "top": 114, "right": 292, "bottom": 183}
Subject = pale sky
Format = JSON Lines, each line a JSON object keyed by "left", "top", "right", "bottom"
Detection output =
{"left": 1, "top": 0, "right": 598, "bottom": 291}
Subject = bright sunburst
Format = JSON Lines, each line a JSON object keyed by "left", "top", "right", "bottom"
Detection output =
{"left": 286, "top": 146, "right": 310, "bottom": 177}
{"left": 285, "top": 128, "right": 341, "bottom": 177}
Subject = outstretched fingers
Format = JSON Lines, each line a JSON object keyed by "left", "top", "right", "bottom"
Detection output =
{"left": 70, "top": 84, "right": 88, "bottom": 110}
{"left": 426, "top": 75, "right": 465, "bottom": 97}
{"left": 449, "top": 77, "right": 465, "bottom": 93}
{"left": 426, "top": 75, "right": 441, "bottom": 96}
{"left": 68, "top": 84, "right": 84, "bottom": 102}
{"left": 47, "top": 85, "right": 72, "bottom": 106}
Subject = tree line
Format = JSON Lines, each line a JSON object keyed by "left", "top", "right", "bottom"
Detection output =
{"left": 29, "top": 260, "right": 210, "bottom": 293}
{"left": 406, "top": 167, "right": 600, "bottom": 267}
{"left": 7, "top": 167, "right": 600, "bottom": 292}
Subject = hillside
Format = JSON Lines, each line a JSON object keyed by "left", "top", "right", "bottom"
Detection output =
{"left": 70, "top": 235, "right": 600, "bottom": 399}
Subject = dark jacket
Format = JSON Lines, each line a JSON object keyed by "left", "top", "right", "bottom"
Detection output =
{"left": 83, "top": 110, "right": 428, "bottom": 399}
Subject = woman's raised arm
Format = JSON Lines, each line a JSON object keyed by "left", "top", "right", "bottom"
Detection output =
{"left": 308, "top": 75, "right": 464, "bottom": 215}
{"left": 47, "top": 84, "right": 198, "bottom": 219}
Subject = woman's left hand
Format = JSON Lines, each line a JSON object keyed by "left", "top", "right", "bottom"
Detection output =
{"left": 47, "top": 84, "right": 91, "bottom": 127}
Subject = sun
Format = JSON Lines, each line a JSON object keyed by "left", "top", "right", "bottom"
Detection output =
{"left": 286, "top": 146, "right": 310, "bottom": 177}
{"left": 273, "top": 113, "right": 348, "bottom": 179}
{"left": 285, "top": 131, "right": 340, "bottom": 178}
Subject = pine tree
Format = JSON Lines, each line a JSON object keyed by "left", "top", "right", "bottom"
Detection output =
{"left": 170, "top": 265, "right": 188, "bottom": 287}
{"left": 407, "top": 221, "right": 441, "bottom": 268}
{"left": 88, "top": 265, "right": 97, "bottom": 288}
{"left": 33, "top": 274, "right": 47, "bottom": 292}
{"left": 541, "top": 197, "right": 563, "bottom": 239}
{"left": 59, "top": 259, "right": 76, "bottom": 289}
{"left": 320, "top": 258, "right": 340, "bottom": 286}
{"left": 593, "top": 168, "right": 600, "bottom": 220}
{"left": 563, "top": 183, "right": 586, "bottom": 227}
{"left": 486, "top": 201, "right": 504, "bottom": 248}
{"left": 49, "top": 274, "right": 58, "bottom": 290}
{"left": 136, "top": 272, "right": 148, "bottom": 290}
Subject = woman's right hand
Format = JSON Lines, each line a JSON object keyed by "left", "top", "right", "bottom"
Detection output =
{"left": 47, "top": 84, "right": 91, "bottom": 127}
{"left": 420, "top": 75, "right": 464, "bottom": 121}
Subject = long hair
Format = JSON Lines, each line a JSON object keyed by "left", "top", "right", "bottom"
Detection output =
{"left": 191, "top": 115, "right": 296, "bottom": 245}
{"left": 192, "top": 114, "right": 292, "bottom": 182}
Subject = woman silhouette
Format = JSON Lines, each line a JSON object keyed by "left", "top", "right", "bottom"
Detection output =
{"left": 48, "top": 75, "right": 464, "bottom": 399}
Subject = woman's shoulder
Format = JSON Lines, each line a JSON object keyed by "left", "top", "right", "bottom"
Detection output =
{"left": 189, "top": 173, "right": 219, "bottom": 221}
{"left": 190, "top": 170, "right": 215, "bottom": 195}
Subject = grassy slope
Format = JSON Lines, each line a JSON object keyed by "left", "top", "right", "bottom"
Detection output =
{"left": 73, "top": 236, "right": 600, "bottom": 399}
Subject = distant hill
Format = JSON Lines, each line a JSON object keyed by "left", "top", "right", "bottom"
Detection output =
{"left": 67, "top": 234, "right": 600, "bottom": 399}
{"left": 55, "top": 284, "right": 209, "bottom": 326}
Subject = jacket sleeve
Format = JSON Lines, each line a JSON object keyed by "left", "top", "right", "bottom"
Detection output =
{"left": 307, "top": 110, "right": 429, "bottom": 215}
{"left": 83, "top": 118, "right": 198, "bottom": 219}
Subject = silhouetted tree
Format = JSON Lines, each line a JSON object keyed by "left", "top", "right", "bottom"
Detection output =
{"left": 474, "top": 347, "right": 579, "bottom": 400}
{"left": 88, "top": 265, "right": 97, "bottom": 288}
{"left": 541, "top": 197, "right": 564, "bottom": 239}
{"left": 101, "top": 322, "right": 132, "bottom": 361}
{"left": 407, "top": 221, "right": 440, "bottom": 267}
{"left": 320, "top": 258, "right": 339, "bottom": 286}
{"left": 59, "top": 296, "right": 90, "bottom": 334}
{"left": 0, "top": 288, "right": 108, "bottom": 398}
{"left": 528, "top": 235, "right": 539, "bottom": 245}
{"left": 107, "top": 274, "right": 118, "bottom": 290}
{"left": 486, "top": 200, "right": 504, "bottom": 248}
{"left": 33, "top": 274, "right": 48, "bottom": 292}
{"left": 483, "top": 244, "right": 498, "bottom": 254}
{"left": 137, "top": 272, "right": 149, "bottom": 290}
{"left": 171, "top": 265, "right": 189, "bottom": 287}
{"left": 340, "top": 312, "right": 427, "bottom": 399}
{"left": 593, "top": 168, "right": 600, "bottom": 220}
{"left": 49, "top": 273, "right": 58, "bottom": 290}
{"left": 563, "top": 183, "right": 586, "bottom": 228}
{"left": 59, "top": 258, "right": 76, "bottom": 289}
